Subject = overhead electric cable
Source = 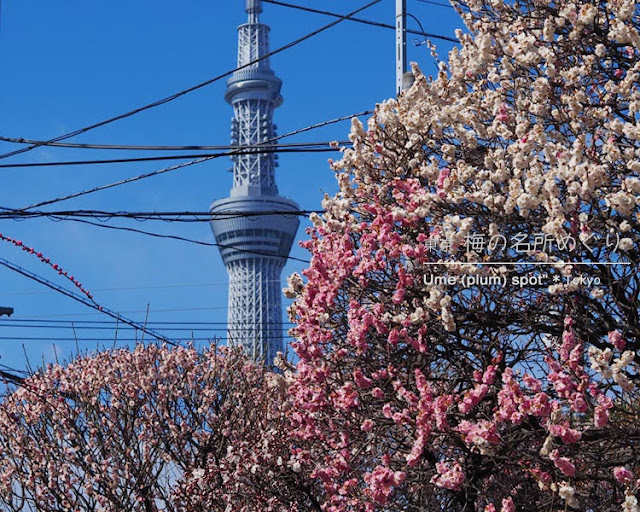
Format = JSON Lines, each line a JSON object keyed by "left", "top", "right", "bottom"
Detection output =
{"left": 261, "top": 0, "right": 458, "bottom": 42}
{"left": 406, "top": 12, "right": 431, "bottom": 48}
{"left": 0, "top": 146, "right": 337, "bottom": 169}
{"left": 414, "top": 0, "right": 456, "bottom": 9}
{"left": 0, "top": 208, "right": 323, "bottom": 221}
{"left": 0, "top": 364, "right": 28, "bottom": 378}
{"left": 268, "top": 110, "right": 373, "bottom": 138}
{"left": 0, "top": 336, "right": 291, "bottom": 343}
{"left": 0, "top": 369, "right": 25, "bottom": 385}
{"left": 0, "top": 0, "right": 381, "bottom": 161}
{"left": 20, "top": 156, "right": 214, "bottom": 210}
{"left": 55, "top": 217, "right": 242, "bottom": 248}
{"left": 0, "top": 136, "right": 351, "bottom": 152}
{"left": 14, "top": 110, "right": 371, "bottom": 211}
{"left": 0, "top": 337, "right": 223, "bottom": 342}
{"left": 0, "top": 257, "right": 178, "bottom": 346}
{"left": 16, "top": 306, "right": 231, "bottom": 319}
{"left": 55, "top": 216, "right": 312, "bottom": 263}
{"left": 1, "top": 318, "right": 292, "bottom": 325}
{"left": 3, "top": 280, "right": 291, "bottom": 294}
{"left": 0, "top": 325, "right": 288, "bottom": 332}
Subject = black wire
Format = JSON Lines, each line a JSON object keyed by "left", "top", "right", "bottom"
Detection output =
{"left": 0, "top": 369, "right": 25, "bottom": 384}
{"left": 0, "top": 0, "right": 381, "bottom": 162}
{"left": 53, "top": 216, "right": 312, "bottom": 264}
{"left": 0, "top": 364, "right": 29, "bottom": 377}
{"left": 19, "top": 306, "right": 228, "bottom": 317}
{"left": 17, "top": 157, "right": 213, "bottom": 210}
{"left": 0, "top": 257, "right": 178, "bottom": 346}
{"left": 414, "top": 0, "right": 456, "bottom": 9}
{"left": 0, "top": 337, "right": 191, "bottom": 342}
{"left": 0, "top": 137, "right": 351, "bottom": 152}
{"left": 0, "top": 147, "right": 337, "bottom": 169}
{"left": 0, "top": 208, "right": 323, "bottom": 221}
{"left": 407, "top": 13, "right": 429, "bottom": 47}
{"left": 261, "top": 0, "right": 458, "bottom": 42}
{"left": 3, "top": 279, "right": 290, "bottom": 293}
{"left": 0, "top": 325, "right": 290, "bottom": 332}
{"left": 0, "top": 336, "right": 292, "bottom": 342}
{"left": 0, "top": 319, "right": 293, "bottom": 325}
{"left": 14, "top": 109, "right": 371, "bottom": 212}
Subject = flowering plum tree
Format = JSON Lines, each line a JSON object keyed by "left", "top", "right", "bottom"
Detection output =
{"left": 286, "top": 0, "right": 640, "bottom": 510}
{"left": 0, "top": 345, "right": 321, "bottom": 511}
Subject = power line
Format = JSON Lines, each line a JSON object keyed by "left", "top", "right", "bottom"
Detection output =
{"left": 0, "top": 208, "right": 323, "bottom": 221}
{"left": 51, "top": 216, "right": 312, "bottom": 263}
{"left": 0, "top": 0, "right": 381, "bottom": 162}
{"left": 0, "top": 364, "right": 28, "bottom": 377}
{"left": 0, "top": 318, "right": 293, "bottom": 325}
{"left": 0, "top": 337, "right": 209, "bottom": 342}
{"left": 0, "top": 325, "right": 290, "bottom": 332}
{"left": 414, "top": 0, "right": 456, "bottom": 9}
{"left": 2, "top": 213, "right": 311, "bottom": 262}
{"left": 18, "top": 306, "right": 231, "bottom": 318}
{"left": 0, "top": 336, "right": 292, "bottom": 343}
{"left": 13, "top": 109, "right": 371, "bottom": 212}
{"left": 3, "top": 279, "right": 293, "bottom": 294}
{"left": 406, "top": 13, "right": 429, "bottom": 47}
{"left": 0, "top": 369, "right": 26, "bottom": 385}
{"left": 267, "top": 110, "right": 373, "bottom": 139}
{"left": 0, "top": 337, "right": 207, "bottom": 342}
{"left": 0, "top": 257, "right": 178, "bottom": 346}
{"left": 261, "top": 0, "right": 458, "bottom": 42}
{"left": 0, "top": 146, "right": 338, "bottom": 169}
{"left": 0, "top": 207, "right": 315, "bottom": 262}
{"left": 0, "top": 136, "right": 351, "bottom": 152}
{"left": 21, "top": 156, "right": 215, "bottom": 210}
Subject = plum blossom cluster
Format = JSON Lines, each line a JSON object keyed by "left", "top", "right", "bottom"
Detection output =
{"left": 286, "top": 0, "right": 640, "bottom": 510}
{"left": 2, "top": 0, "right": 640, "bottom": 510}
{"left": 0, "top": 345, "right": 321, "bottom": 512}
{"left": 0, "top": 233, "right": 95, "bottom": 302}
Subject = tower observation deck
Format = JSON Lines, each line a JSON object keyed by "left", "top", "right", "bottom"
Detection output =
{"left": 210, "top": 0, "right": 299, "bottom": 364}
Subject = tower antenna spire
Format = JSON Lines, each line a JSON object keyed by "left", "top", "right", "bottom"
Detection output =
{"left": 246, "top": 0, "right": 262, "bottom": 22}
{"left": 210, "top": 2, "right": 299, "bottom": 365}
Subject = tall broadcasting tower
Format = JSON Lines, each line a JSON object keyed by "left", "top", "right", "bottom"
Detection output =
{"left": 210, "top": 0, "right": 299, "bottom": 364}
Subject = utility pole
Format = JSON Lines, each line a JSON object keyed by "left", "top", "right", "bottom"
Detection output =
{"left": 396, "top": 0, "right": 407, "bottom": 96}
{"left": 396, "top": 0, "right": 414, "bottom": 95}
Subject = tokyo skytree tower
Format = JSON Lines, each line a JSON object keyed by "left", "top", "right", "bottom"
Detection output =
{"left": 210, "top": 0, "right": 299, "bottom": 364}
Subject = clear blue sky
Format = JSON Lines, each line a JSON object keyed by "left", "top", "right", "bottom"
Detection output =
{"left": 0, "top": 0, "right": 464, "bottom": 374}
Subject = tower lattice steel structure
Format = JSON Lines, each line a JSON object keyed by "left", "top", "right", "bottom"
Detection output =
{"left": 210, "top": 0, "right": 299, "bottom": 364}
